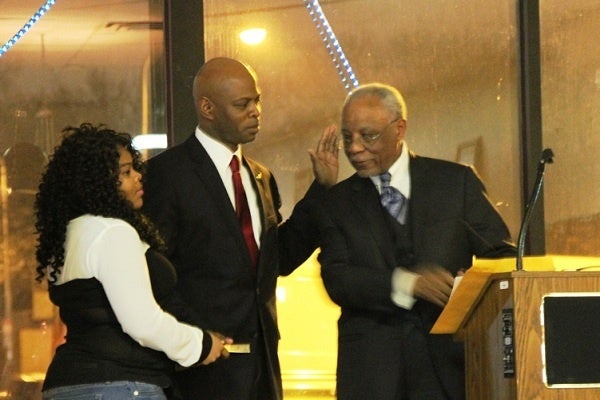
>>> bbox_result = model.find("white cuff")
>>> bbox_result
[391,267,418,309]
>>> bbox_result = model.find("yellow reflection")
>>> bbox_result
[19,373,46,383]
[276,286,287,302]
[240,28,267,45]
[277,250,338,395]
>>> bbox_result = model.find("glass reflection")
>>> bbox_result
[203,0,520,396]
[0,1,165,397]
[0,0,597,397]
[541,1,600,256]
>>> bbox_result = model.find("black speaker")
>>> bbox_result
[542,294,600,387]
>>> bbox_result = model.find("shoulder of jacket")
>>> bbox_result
[411,153,470,172]
[245,157,273,180]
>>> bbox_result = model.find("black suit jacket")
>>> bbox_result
[142,134,323,400]
[317,152,516,400]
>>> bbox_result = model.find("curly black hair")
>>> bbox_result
[34,123,165,284]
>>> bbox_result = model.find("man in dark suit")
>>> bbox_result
[142,57,338,400]
[316,83,516,400]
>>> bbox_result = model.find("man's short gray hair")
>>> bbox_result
[344,83,408,121]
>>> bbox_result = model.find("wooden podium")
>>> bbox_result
[432,255,600,400]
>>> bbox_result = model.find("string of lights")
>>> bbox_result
[304,0,359,92]
[0,0,57,58]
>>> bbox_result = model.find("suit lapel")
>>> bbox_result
[244,157,278,231]
[184,138,252,262]
[244,157,283,280]
[185,137,236,219]
[407,154,436,250]
[348,175,398,268]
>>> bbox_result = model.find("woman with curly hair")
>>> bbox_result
[35,123,230,400]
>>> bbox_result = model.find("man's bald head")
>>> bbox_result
[193,57,258,103]
[191,57,262,150]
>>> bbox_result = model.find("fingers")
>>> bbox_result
[313,124,338,155]
[308,125,340,188]
[321,124,339,153]
[201,331,233,365]
[413,268,455,307]
[217,333,232,360]
[210,331,233,344]
[220,347,230,360]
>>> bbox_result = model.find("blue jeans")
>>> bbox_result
[42,381,167,400]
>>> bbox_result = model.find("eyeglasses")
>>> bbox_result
[341,117,400,148]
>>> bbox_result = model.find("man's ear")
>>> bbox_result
[198,97,214,120]
[396,118,407,140]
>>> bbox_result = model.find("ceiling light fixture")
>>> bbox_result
[240,28,267,45]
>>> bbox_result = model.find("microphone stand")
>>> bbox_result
[516,148,554,271]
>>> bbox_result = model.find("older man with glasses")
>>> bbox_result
[316,82,516,400]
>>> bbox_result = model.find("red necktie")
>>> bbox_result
[230,156,259,269]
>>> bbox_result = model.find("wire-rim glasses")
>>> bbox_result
[341,117,400,148]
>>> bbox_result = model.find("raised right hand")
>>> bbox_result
[308,124,339,188]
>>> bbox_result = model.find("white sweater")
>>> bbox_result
[55,214,204,367]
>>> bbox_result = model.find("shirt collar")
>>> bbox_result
[371,141,411,198]
[195,127,242,173]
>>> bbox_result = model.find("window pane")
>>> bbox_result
[541,0,600,256]
[204,0,521,233]
[0,0,165,392]
[204,0,521,395]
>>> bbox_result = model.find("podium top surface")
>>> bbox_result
[472,254,600,273]
[430,255,600,334]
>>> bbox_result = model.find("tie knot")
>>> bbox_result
[380,172,392,187]
[230,155,240,173]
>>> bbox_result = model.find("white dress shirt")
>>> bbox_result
[370,141,418,310]
[195,127,262,246]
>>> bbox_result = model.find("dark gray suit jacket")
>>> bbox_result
[143,134,323,400]
[317,152,516,400]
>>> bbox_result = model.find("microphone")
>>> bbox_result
[516,148,554,271]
